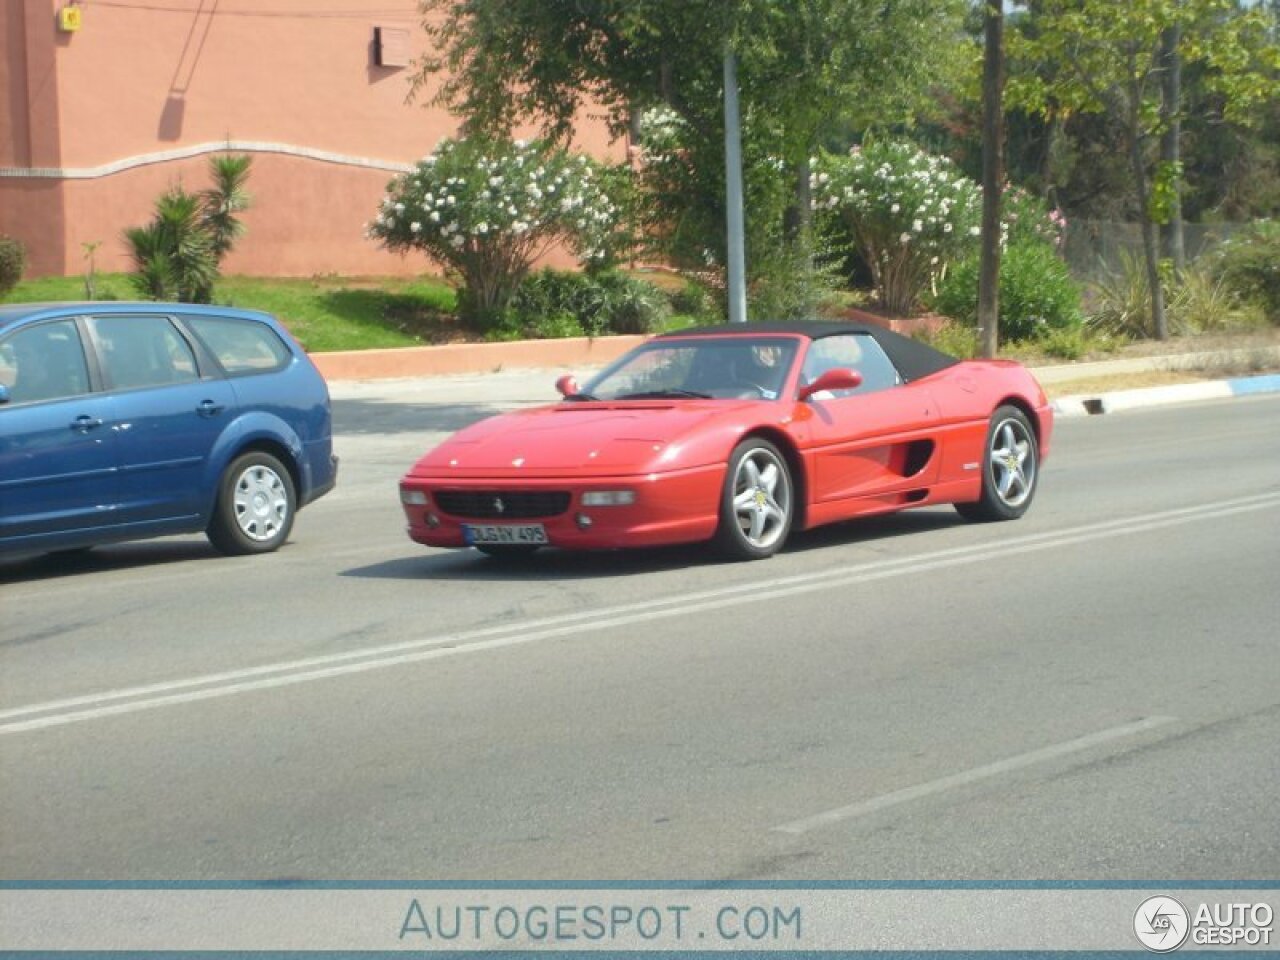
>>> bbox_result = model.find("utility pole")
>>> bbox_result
[978,0,1005,358]
[724,43,748,324]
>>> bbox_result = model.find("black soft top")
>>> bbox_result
[657,321,959,383]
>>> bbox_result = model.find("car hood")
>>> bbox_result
[406,400,759,477]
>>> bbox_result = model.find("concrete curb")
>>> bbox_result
[1052,373,1280,417]
[310,335,647,381]
[1030,345,1280,384]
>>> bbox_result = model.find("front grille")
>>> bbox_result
[435,490,571,519]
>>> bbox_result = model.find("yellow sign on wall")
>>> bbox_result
[58,5,82,32]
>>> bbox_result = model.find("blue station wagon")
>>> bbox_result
[0,303,337,557]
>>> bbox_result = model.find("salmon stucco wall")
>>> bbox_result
[0,0,622,278]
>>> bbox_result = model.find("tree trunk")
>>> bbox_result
[1127,96,1168,341]
[1159,23,1185,273]
[784,155,813,242]
[978,0,1004,359]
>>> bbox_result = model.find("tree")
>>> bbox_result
[124,154,253,303]
[1008,0,1279,339]
[125,191,218,303]
[366,137,622,326]
[201,154,253,262]
[814,141,982,315]
[413,0,967,308]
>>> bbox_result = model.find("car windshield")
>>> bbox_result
[581,337,800,401]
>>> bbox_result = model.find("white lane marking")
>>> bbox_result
[1,493,1277,736]
[772,716,1178,835]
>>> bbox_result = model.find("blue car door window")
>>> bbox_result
[3,320,91,404]
[93,315,200,390]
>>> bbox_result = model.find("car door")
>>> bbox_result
[797,333,942,504]
[0,317,120,545]
[87,313,237,523]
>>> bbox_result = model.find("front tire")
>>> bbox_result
[714,438,793,560]
[207,451,296,555]
[955,405,1039,522]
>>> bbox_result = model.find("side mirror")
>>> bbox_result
[798,367,863,402]
[0,384,9,405]
[555,374,580,398]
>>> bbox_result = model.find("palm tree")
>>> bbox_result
[201,154,253,262]
[123,154,252,303]
[125,189,218,302]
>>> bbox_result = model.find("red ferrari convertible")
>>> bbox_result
[399,322,1053,560]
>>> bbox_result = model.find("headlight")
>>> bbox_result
[400,488,430,506]
[581,490,636,507]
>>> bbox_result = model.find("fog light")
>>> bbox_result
[426,512,440,528]
[581,490,635,506]
[575,512,593,530]
[401,488,429,506]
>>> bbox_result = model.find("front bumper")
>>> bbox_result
[400,465,722,551]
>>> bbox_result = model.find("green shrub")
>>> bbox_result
[1086,248,1157,338]
[1090,246,1266,338]
[747,232,843,322]
[1002,186,1067,249]
[1169,266,1267,332]
[594,271,671,334]
[1212,220,1280,322]
[929,241,1082,343]
[368,137,624,329]
[814,141,981,315]
[670,280,717,320]
[503,269,670,339]
[0,236,26,297]
[914,321,979,359]
[1036,325,1089,360]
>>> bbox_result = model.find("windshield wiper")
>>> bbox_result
[615,389,712,400]
[561,392,601,402]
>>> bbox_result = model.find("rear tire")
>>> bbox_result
[955,405,1039,522]
[713,437,793,560]
[207,451,296,555]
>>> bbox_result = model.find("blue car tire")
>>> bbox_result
[207,451,296,555]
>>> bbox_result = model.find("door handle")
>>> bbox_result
[197,400,226,417]
[69,415,104,432]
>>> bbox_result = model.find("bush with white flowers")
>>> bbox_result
[368,137,622,327]
[814,141,982,315]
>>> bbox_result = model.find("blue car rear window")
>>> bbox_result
[186,315,291,375]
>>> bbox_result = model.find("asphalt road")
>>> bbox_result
[1,392,1278,881]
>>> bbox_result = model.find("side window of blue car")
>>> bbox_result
[91,315,199,391]
[0,320,92,404]
[185,315,291,375]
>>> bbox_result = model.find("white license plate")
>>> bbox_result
[463,523,548,545]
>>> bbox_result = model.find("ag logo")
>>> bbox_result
[1134,896,1190,952]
